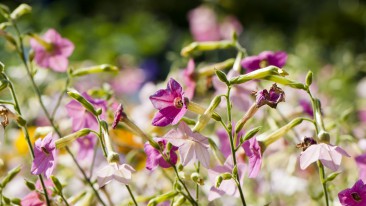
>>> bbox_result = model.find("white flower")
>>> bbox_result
[97,163,135,187]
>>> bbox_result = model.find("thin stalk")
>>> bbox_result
[317,161,329,206]
[126,185,138,206]
[59,192,70,206]
[195,162,200,202]
[172,166,197,206]
[51,76,70,119]
[225,86,247,206]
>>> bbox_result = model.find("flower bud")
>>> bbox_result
[193,95,221,132]
[239,126,262,145]
[71,64,118,77]
[24,179,36,191]
[197,58,235,77]
[191,172,204,185]
[147,191,178,206]
[55,128,91,149]
[230,66,288,85]
[67,89,98,116]
[215,69,229,85]
[107,152,120,164]
[306,71,313,87]
[51,175,63,193]
[10,4,32,20]
[1,166,21,188]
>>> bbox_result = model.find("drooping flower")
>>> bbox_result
[183,59,196,99]
[188,6,221,42]
[164,122,210,168]
[97,162,135,187]
[30,29,74,72]
[144,138,178,170]
[242,137,262,178]
[299,142,350,171]
[208,156,245,201]
[149,78,187,127]
[31,133,57,179]
[241,51,288,73]
[112,103,125,129]
[66,92,107,159]
[355,154,366,182]
[255,83,285,108]
[338,179,366,206]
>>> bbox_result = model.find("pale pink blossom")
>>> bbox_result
[97,163,135,187]
[242,137,262,178]
[188,6,221,42]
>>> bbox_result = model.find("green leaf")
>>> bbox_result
[51,176,63,193]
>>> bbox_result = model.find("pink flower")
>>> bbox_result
[144,138,178,170]
[30,29,74,72]
[183,59,196,99]
[31,133,57,179]
[355,154,366,182]
[300,143,350,171]
[76,134,97,160]
[241,51,288,73]
[149,78,187,127]
[338,179,366,206]
[164,122,210,168]
[219,16,243,40]
[97,163,135,187]
[208,156,245,201]
[242,137,262,178]
[188,6,221,42]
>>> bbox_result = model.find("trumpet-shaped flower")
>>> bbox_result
[241,51,287,73]
[242,137,262,178]
[338,179,366,206]
[30,29,74,72]
[164,122,210,168]
[144,138,178,170]
[97,163,135,187]
[149,78,187,127]
[299,143,350,171]
[31,133,57,179]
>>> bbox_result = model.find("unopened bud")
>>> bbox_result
[215,70,229,85]
[191,172,204,185]
[71,64,118,77]
[107,152,120,164]
[24,179,36,191]
[55,128,91,149]
[67,89,98,116]
[10,4,32,20]
[306,71,313,87]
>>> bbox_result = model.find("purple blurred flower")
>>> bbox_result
[216,124,243,158]
[358,110,366,123]
[241,51,287,73]
[299,99,313,117]
[149,78,187,127]
[31,133,57,179]
[76,134,97,160]
[144,138,178,170]
[30,29,74,72]
[164,122,210,168]
[242,137,262,178]
[213,70,257,111]
[97,163,135,187]
[110,68,146,95]
[220,16,243,40]
[300,143,350,171]
[188,6,221,42]
[208,156,245,201]
[338,179,366,206]
[356,154,366,183]
[255,84,285,108]
[183,59,196,99]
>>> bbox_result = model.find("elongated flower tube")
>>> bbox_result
[229,65,288,85]
[181,40,235,57]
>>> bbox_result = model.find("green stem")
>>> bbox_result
[225,86,247,206]
[126,185,138,206]
[317,161,329,206]
[172,166,197,206]
[51,76,70,119]
[59,192,70,206]
[0,100,14,105]
[195,162,200,202]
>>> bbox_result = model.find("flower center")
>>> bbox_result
[259,60,268,68]
[41,146,50,155]
[351,192,362,202]
[174,97,183,109]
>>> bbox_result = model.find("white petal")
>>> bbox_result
[299,145,321,170]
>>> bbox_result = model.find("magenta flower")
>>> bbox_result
[97,163,135,187]
[355,154,366,182]
[183,59,196,99]
[188,6,221,42]
[144,138,178,170]
[149,78,187,127]
[241,51,288,73]
[300,143,350,171]
[242,137,262,178]
[30,29,74,72]
[31,133,57,179]
[208,156,245,201]
[338,179,366,206]
[112,103,125,129]
[255,84,285,108]
[164,122,210,168]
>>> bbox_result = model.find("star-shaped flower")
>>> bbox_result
[97,163,135,187]
[164,122,210,168]
[338,179,366,206]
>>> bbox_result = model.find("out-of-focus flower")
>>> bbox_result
[219,16,243,40]
[299,143,350,171]
[213,70,257,111]
[76,134,96,160]
[112,103,125,129]
[110,68,146,95]
[183,59,196,99]
[31,133,57,179]
[242,137,262,178]
[299,99,313,117]
[208,156,245,201]
[356,154,366,183]
[188,6,221,42]
[358,110,366,123]
[164,122,210,168]
[149,78,187,127]
[241,51,287,73]
[144,138,178,170]
[338,179,366,206]
[255,84,285,109]
[97,163,135,187]
[21,191,45,206]
[30,29,74,72]
[216,123,243,158]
